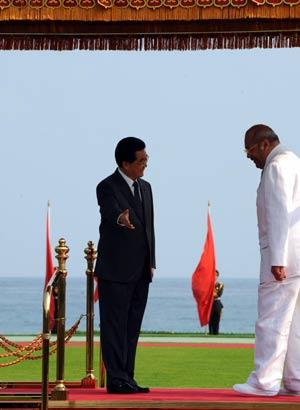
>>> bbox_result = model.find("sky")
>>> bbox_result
[1,48,300,279]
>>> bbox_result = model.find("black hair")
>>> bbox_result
[246,124,280,144]
[115,137,146,167]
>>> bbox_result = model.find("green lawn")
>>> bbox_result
[76,331,256,338]
[0,345,253,388]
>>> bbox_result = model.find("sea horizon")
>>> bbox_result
[1,276,258,335]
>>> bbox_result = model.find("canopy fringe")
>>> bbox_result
[0,33,299,50]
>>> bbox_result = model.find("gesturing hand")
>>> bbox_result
[119,209,135,230]
[271,266,287,281]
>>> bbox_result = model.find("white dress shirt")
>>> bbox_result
[118,167,135,195]
[117,168,142,225]
[118,167,141,200]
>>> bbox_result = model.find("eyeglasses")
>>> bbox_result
[134,154,149,165]
[244,143,258,155]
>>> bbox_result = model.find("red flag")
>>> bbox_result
[44,201,55,331]
[94,277,99,303]
[192,206,216,327]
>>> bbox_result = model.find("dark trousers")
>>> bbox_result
[99,275,149,387]
[209,300,223,335]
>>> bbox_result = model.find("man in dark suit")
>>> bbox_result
[208,270,224,335]
[94,137,155,394]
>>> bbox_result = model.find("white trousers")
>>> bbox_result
[247,275,300,392]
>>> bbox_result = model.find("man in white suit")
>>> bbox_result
[234,124,300,396]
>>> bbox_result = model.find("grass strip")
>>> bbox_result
[0,344,253,388]
[6,332,255,338]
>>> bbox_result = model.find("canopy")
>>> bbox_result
[0,0,300,50]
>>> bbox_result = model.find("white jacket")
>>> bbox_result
[257,144,300,282]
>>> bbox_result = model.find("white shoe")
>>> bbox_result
[279,388,300,396]
[233,383,278,397]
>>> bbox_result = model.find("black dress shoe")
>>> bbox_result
[107,380,138,394]
[135,385,150,393]
[131,379,150,393]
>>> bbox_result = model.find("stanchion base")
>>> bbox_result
[81,375,97,388]
[51,385,68,401]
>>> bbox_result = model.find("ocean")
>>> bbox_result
[1,276,258,335]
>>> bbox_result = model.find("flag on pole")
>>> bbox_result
[192,204,216,327]
[44,201,55,331]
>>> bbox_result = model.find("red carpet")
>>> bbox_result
[2,387,300,403]
[68,387,300,403]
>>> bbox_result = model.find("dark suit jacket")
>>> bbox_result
[94,169,156,283]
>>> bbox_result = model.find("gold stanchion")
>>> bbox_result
[81,241,97,387]
[51,238,69,401]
